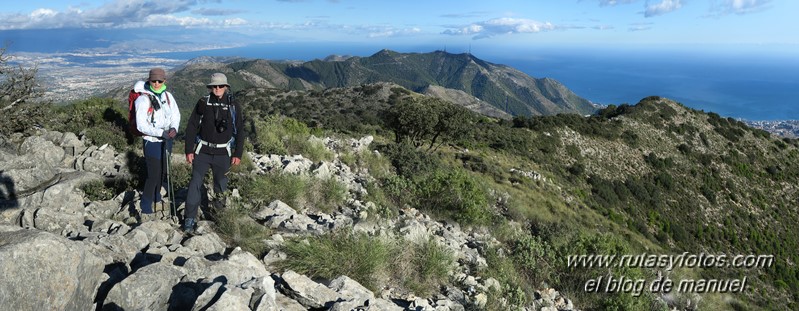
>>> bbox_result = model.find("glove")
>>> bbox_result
[167,128,177,139]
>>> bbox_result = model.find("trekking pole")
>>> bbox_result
[164,140,177,219]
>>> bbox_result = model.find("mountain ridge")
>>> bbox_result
[164,49,597,117]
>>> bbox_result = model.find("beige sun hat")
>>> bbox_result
[207,73,229,87]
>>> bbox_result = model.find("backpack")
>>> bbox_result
[127,86,170,137]
[199,94,237,135]
[193,94,238,156]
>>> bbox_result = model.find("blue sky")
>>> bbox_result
[0,0,795,55]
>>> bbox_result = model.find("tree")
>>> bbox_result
[386,97,438,148]
[386,97,473,151]
[1,45,40,111]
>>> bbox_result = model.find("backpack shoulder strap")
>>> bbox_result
[146,93,161,111]
[229,100,237,134]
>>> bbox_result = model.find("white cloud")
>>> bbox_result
[597,0,638,6]
[192,8,246,16]
[30,9,58,19]
[0,0,244,30]
[592,24,615,30]
[644,0,683,17]
[442,17,556,39]
[629,25,653,31]
[366,27,422,38]
[629,22,654,31]
[710,0,772,15]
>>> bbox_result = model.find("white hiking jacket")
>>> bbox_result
[133,81,181,142]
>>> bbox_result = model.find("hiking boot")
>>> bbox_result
[183,218,196,236]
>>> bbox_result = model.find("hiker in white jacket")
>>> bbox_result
[135,68,180,222]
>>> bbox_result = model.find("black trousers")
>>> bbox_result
[184,152,230,220]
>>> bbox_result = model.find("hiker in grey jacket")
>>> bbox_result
[182,72,244,235]
[136,68,180,222]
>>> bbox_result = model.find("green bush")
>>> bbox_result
[346,147,394,180]
[416,168,492,226]
[52,98,131,150]
[482,245,531,308]
[397,238,454,297]
[379,141,442,179]
[512,234,556,287]
[306,177,347,213]
[241,172,307,208]
[166,161,192,191]
[80,179,128,201]
[385,97,474,151]
[378,174,416,212]
[213,198,271,257]
[278,230,391,291]
[240,172,346,212]
[362,180,398,219]
[279,230,453,296]
[251,115,332,161]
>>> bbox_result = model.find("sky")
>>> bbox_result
[0,0,796,56]
[0,0,796,120]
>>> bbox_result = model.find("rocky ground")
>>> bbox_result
[0,129,576,311]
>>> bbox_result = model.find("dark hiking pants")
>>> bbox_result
[184,152,231,220]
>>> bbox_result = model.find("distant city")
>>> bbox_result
[745,120,799,138]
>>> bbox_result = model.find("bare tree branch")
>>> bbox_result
[1,46,40,110]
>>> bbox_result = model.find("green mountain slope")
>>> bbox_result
[8,81,798,309]
[233,88,799,309]
[164,50,596,116]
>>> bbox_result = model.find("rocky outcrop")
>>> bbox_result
[0,129,576,311]
[0,227,105,311]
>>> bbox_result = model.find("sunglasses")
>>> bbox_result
[150,80,164,84]
[210,85,226,89]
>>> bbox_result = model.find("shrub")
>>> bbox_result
[512,234,556,287]
[240,172,346,212]
[306,177,347,213]
[278,230,391,291]
[80,179,128,201]
[415,168,492,226]
[213,198,271,257]
[482,245,531,308]
[379,174,417,213]
[241,172,307,208]
[379,141,442,179]
[252,117,287,155]
[395,238,454,296]
[338,143,390,175]
[279,231,454,296]
[385,97,474,151]
[52,99,130,150]
[166,160,192,191]
[251,115,332,161]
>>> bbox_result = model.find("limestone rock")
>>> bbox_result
[102,262,185,311]
[278,270,339,309]
[0,229,105,311]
